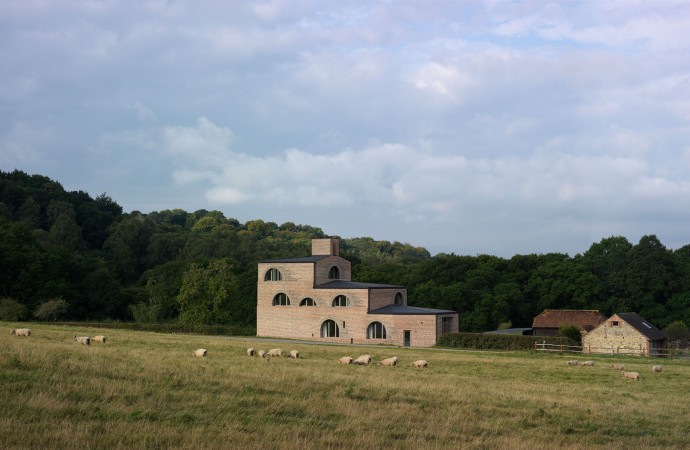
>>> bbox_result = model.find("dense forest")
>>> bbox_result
[1,169,690,336]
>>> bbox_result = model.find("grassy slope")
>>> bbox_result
[1,323,689,449]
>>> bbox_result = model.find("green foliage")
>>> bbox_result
[0,297,29,321]
[436,332,569,351]
[33,298,70,321]
[559,324,583,345]
[5,170,690,333]
[177,259,239,326]
[663,320,690,342]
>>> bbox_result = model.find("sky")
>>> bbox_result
[2,0,690,257]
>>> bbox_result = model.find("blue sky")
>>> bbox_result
[2,1,690,257]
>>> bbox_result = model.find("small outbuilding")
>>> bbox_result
[582,312,668,356]
[532,309,607,336]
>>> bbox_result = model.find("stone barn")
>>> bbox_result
[256,238,459,347]
[582,312,668,356]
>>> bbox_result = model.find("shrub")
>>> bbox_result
[34,298,70,321]
[0,297,29,321]
[559,324,583,346]
[663,320,690,342]
[436,332,570,351]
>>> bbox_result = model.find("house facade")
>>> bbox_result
[256,238,459,347]
[582,312,668,356]
[532,309,607,336]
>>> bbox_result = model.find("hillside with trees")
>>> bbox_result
[1,169,689,336]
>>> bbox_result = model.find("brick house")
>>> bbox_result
[256,238,459,347]
[582,312,668,356]
[532,309,607,336]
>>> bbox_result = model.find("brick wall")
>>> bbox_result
[312,238,339,256]
[256,239,460,347]
[368,288,406,311]
[313,256,352,286]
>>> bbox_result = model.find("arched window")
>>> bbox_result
[272,293,290,306]
[332,295,350,307]
[328,266,340,279]
[299,298,316,306]
[264,268,282,281]
[321,320,339,337]
[394,292,403,305]
[367,322,387,339]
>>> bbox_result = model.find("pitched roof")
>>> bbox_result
[617,312,667,341]
[315,280,405,290]
[532,309,607,331]
[369,305,458,315]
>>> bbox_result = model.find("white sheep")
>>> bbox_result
[267,348,283,357]
[410,359,428,368]
[193,348,207,357]
[247,348,256,357]
[623,371,640,380]
[74,336,91,345]
[258,350,267,358]
[378,356,398,366]
[353,355,371,365]
[611,363,625,371]
[581,361,594,366]
[338,356,353,364]
[289,350,299,359]
[10,328,31,337]
[92,335,106,343]
[566,360,579,366]
[652,365,663,373]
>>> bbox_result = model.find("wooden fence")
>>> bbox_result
[533,342,685,358]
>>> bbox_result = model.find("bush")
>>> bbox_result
[0,297,29,321]
[34,298,70,321]
[663,320,690,342]
[559,324,583,346]
[436,332,570,351]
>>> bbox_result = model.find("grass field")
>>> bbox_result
[1,323,689,449]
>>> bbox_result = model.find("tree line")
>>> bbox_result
[1,170,689,338]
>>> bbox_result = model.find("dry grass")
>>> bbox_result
[1,323,689,449]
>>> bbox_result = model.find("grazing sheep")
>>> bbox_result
[566,360,579,366]
[410,359,428,368]
[92,335,106,343]
[74,336,91,345]
[378,356,398,366]
[581,361,595,366]
[611,363,625,371]
[10,328,31,337]
[267,348,283,357]
[258,350,267,358]
[339,356,353,364]
[652,365,663,373]
[193,348,207,358]
[623,371,640,380]
[247,348,256,357]
[289,350,299,359]
[353,355,372,365]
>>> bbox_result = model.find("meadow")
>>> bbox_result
[1,323,689,449]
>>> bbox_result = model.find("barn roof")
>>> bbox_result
[532,309,607,331]
[617,312,667,341]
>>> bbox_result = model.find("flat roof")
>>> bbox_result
[315,280,405,289]
[262,256,329,263]
[369,305,458,315]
